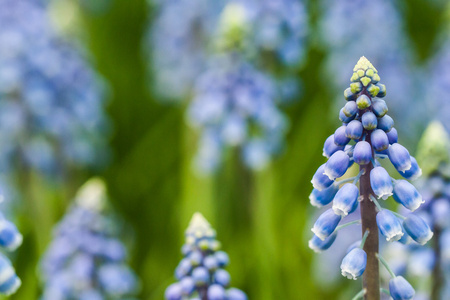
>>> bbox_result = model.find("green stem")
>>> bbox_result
[352,289,367,300]
[390,211,406,220]
[377,254,396,279]
[336,220,361,231]
[360,230,370,248]
[369,195,383,212]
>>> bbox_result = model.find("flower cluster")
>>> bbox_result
[319,0,425,140]
[0,210,23,296]
[165,213,247,300]
[40,178,139,300]
[309,57,431,300]
[0,0,108,176]
[149,0,307,172]
[385,122,450,299]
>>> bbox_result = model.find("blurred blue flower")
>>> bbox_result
[40,178,139,299]
[0,0,109,177]
[165,212,247,300]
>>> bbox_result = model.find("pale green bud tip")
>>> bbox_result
[417,121,450,175]
[351,57,380,84]
[185,212,216,243]
[75,177,107,211]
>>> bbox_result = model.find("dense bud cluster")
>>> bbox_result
[309,57,431,300]
[165,213,247,300]
[0,0,108,176]
[40,179,139,299]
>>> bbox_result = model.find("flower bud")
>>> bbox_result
[346,120,363,140]
[192,266,210,285]
[340,248,367,280]
[324,151,350,180]
[0,220,22,251]
[308,233,337,253]
[311,209,342,240]
[376,83,386,97]
[214,251,229,268]
[323,135,344,158]
[356,95,371,109]
[180,277,195,295]
[309,184,339,208]
[372,99,388,117]
[389,276,415,300]
[370,166,393,199]
[165,283,182,300]
[227,288,247,300]
[377,115,394,132]
[403,214,433,245]
[387,128,398,144]
[393,180,423,212]
[339,108,354,123]
[213,269,230,287]
[398,156,421,181]
[353,141,372,165]
[311,164,334,191]
[371,129,389,151]
[208,284,226,300]
[376,210,404,242]
[0,254,20,296]
[334,126,350,146]
[344,88,357,100]
[388,143,412,172]
[361,111,377,130]
[332,183,359,216]
[343,101,358,117]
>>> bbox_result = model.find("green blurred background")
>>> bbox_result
[8,0,450,299]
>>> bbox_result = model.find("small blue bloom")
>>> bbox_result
[192,266,210,285]
[0,219,22,251]
[311,164,334,191]
[377,114,394,132]
[393,180,424,212]
[227,288,247,300]
[403,214,433,245]
[389,276,415,300]
[0,254,20,296]
[309,184,339,208]
[353,141,372,165]
[387,127,398,144]
[371,129,389,152]
[339,108,354,123]
[334,125,351,146]
[362,111,377,130]
[213,269,230,287]
[343,101,358,117]
[309,233,337,253]
[388,143,412,172]
[340,248,367,280]
[376,210,404,242]
[370,166,393,200]
[208,284,226,300]
[214,251,229,268]
[180,277,195,295]
[398,156,421,181]
[345,120,363,140]
[323,134,344,158]
[332,183,359,216]
[372,99,388,117]
[311,209,342,240]
[324,150,350,180]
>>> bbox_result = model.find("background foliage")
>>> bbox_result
[5,0,450,299]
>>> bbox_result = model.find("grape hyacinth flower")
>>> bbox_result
[165,213,247,300]
[0,206,23,296]
[309,57,429,299]
[385,122,450,299]
[0,0,108,177]
[40,178,139,299]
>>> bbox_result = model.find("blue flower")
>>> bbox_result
[323,134,345,158]
[377,115,394,132]
[353,141,372,165]
[403,214,433,245]
[311,209,342,240]
[309,184,339,208]
[387,128,398,144]
[340,248,367,280]
[311,164,334,191]
[371,129,389,152]
[372,99,388,118]
[398,156,421,181]
[388,143,412,172]
[166,213,247,299]
[362,111,378,130]
[389,276,415,300]
[309,233,337,253]
[393,180,424,212]
[332,183,359,217]
[376,210,404,242]
[370,166,393,200]
[346,120,363,140]
[0,253,20,296]
[334,126,351,146]
[40,179,139,299]
[324,150,350,180]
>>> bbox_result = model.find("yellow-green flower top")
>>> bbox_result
[185,213,220,251]
[348,56,386,98]
[417,121,450,176]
